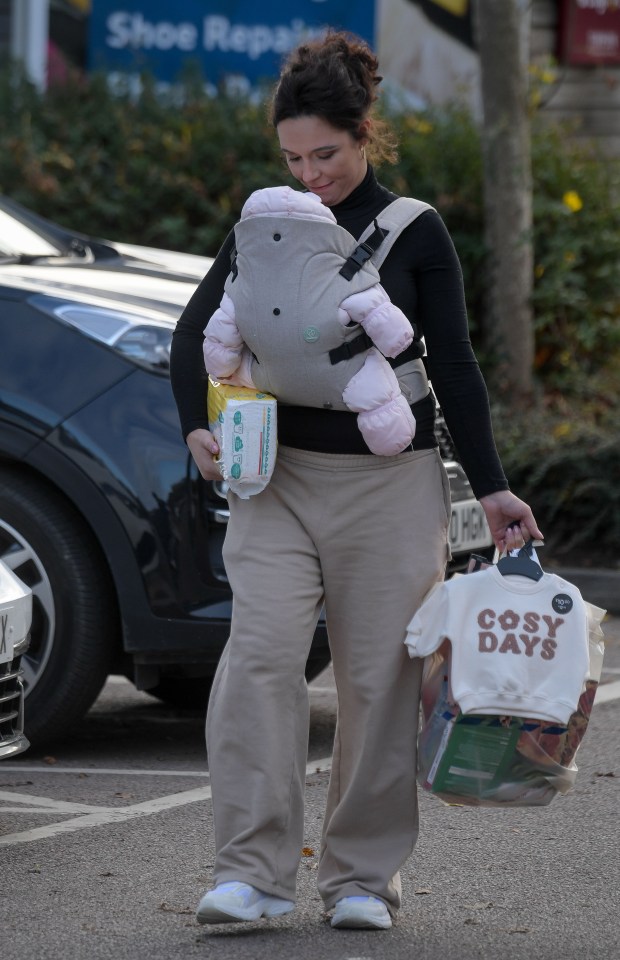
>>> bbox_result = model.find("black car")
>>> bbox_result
[0,196,492,746]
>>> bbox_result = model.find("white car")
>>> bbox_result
[0,559,32,758]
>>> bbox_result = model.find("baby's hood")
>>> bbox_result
[240,185,336,223]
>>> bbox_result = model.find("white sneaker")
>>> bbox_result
[331,895,392,930]
[196,881,295,924]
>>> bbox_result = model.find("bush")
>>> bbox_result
[530,120,620,393]
[495,399,620,563]
[0,67,294,252]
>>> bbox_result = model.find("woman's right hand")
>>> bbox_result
[186,428,222,481]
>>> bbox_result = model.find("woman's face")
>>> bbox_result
[277,114,368,207]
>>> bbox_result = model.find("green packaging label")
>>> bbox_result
[429,715,522,798]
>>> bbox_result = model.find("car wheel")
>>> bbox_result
[0,468,117,745]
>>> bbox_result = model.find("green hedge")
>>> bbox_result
[1,69,619,556]
[494,400,620,565]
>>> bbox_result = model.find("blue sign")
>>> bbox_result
[88,1,376,94]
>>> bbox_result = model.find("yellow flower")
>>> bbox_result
[416,120,434,135]
[553,422,572,438]
[563,191,583,213]
[406,117,434,135]
[564,251,576,263]
[534,264,545,278]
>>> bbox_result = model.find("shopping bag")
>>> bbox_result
[415,557,606,807]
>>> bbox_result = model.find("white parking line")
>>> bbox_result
[3,676,619,847]
[0,765,209,777]
[0,784,213,846]
[0,790,106,813]
[0,757,333,847]
[594,680,620,705]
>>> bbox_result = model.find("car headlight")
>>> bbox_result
[35,299,174,373]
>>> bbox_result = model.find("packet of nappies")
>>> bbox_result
[207,378,277,498]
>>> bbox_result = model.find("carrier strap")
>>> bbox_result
[330,334,424,366]
[230,245,238,281]
[329,332,374,365]
[338,221,388,281]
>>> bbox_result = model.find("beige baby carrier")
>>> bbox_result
[225,196,435,411]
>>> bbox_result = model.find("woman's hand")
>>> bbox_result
[186,428,222,481]
[479,490,544,554]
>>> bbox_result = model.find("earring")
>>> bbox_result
[360,145,366,159]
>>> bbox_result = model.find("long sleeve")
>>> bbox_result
[404,581,450,658]
[398,213,509,499]
[170,231,235,440]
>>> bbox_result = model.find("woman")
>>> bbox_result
[170,31,543,931]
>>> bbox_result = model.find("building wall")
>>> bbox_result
[533,0,620,155]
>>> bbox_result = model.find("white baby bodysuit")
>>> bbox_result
[405,565,590,724]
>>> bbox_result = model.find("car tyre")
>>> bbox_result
[0,468,117,745]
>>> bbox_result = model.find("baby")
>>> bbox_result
[203,186,416,456]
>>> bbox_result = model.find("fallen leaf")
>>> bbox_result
[99,872,114,877]
[415,887,432,895]
[595,771,616,778]
[465,901,493,910]
[43,756,57,765]
[301,847,314,857]
[509,926,530,934]
[158,902,193,915]
[114,792,135,799]
[464,918,480,925]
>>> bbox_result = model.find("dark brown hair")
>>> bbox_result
[270,31,398,166]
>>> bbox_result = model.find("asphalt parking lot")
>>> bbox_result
[1,616,619,960]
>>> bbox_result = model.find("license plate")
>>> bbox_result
[0,562,32,664]
[449,500,492,554]
[0,604,15,664]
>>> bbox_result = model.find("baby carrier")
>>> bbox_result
[225,196,435,412]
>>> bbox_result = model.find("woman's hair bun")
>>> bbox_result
[271,31,397,166]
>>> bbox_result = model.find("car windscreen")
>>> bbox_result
[0,209,62,258]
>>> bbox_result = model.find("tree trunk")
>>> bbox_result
[473,0,534,405]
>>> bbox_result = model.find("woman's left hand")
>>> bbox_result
[479,490,544,554]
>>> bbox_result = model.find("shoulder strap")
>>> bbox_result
[359,197,434,270]
[338,221,388,281]
[337,197,434,282]
[331,198,434,365]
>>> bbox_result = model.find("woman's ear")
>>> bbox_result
[358,118,371,145]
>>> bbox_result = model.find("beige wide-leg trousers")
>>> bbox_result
[206,445,451,914]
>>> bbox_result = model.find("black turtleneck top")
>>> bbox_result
[170,166,508,499]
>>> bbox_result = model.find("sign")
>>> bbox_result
[88,0,375,94]
[559,0,620,65]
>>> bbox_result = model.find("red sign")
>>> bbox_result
[559,0,620,65]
